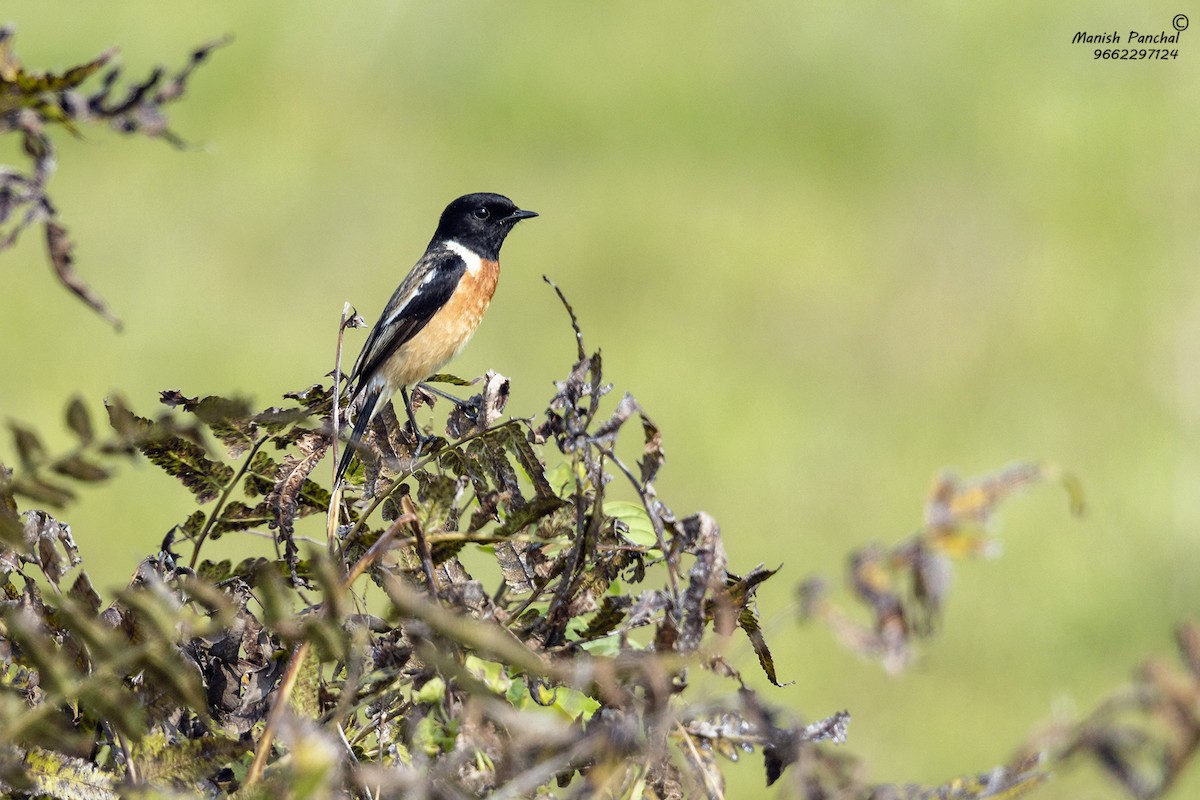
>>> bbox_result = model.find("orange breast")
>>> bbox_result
[381,258,500,388]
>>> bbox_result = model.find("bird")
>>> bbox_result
[334,192,537,486]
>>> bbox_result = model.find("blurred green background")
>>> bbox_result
[2,2,1198,796]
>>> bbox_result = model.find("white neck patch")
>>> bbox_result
[445,240,484,277]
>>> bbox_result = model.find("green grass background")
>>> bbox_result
[2,2,1198,796]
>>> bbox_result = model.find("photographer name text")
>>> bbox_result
[1073,30,1181,44]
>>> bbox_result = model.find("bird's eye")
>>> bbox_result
[473,207,490,220]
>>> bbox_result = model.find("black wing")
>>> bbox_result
[346,248,467,398]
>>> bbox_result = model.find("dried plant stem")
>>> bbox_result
[245,509,417,786]
[597,444,680,603]
[401,494,439,600]
[675,719,725,800]
[326,302,354,552]
[187,435,269,570]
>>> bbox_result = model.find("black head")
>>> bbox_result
[433,192,537,260]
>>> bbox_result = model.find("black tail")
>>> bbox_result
[335,384,382,486]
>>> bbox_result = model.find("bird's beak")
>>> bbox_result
[508,208,538,222]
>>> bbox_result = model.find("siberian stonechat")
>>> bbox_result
[334,192,536,485]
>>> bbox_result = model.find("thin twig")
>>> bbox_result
[344,512,417,587]
[500,571,558,630]
[675,719,725,800]
[488,732,605,800]
[597,443,681,603]
[543,275,585,362]
[111,726,139,786]
[327,302,354,555]
[244,639,311,786]
[245,510,417,786]
[401,495,440,600]
[188,435,270,570]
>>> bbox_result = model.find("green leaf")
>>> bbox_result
[548,686,601,722]
[605,500,657,548]
[5,46,114,95]
[212,501,271,536]
[139,434,233,504]
[179,510,206,541]
[464,655,513,695]
[414,473,459,534]
[494,494,567,539]
[104,396,151,440]
[17,746,118,800]
[190,395,258,458]
[195,558,232,582]
[505,677,532,708]
[576,594,632,642]
[414,676,446,705]
[243,451,278,498]
[412,714,456,756]
[286,644,323,720]
[424,373,472,387]
[131,733,250,789]
[738,606,787,687]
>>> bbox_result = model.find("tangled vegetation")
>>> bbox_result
[2,26,1199,800]
[0,25,229,329]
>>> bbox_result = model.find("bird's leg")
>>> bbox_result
[401,387,436,455]
[417,382,469,407]
[416,382,479,424]
[400,386,422,431]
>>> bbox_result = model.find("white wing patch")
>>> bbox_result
[378,265,440,329]
[445,239,484,277]
[380,285,421,330]
[377,242,479,331]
